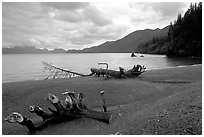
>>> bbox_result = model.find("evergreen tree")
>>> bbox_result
[137,2,202,57]
[166,2,202,57]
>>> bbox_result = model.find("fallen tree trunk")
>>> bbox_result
[67,109,112,123]
[91,64,146,78]
[43,62,146,79]
[5,91,112,133]
[47,93,112,123]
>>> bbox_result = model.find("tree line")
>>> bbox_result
[136,2,202,57]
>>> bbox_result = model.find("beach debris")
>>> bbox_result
[100,90,107,112]
[77,92,89,110]
[115,132,121,135]
[4,112,35,132]
[5,90,112,133]
[42,62,146,80]
[110,132,121,135]
[90,64,146,78]
[5,112,24,123]
[47,93,67,115]
[29,106,52,121]
[42,61,93,79]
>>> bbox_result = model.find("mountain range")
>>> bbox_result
[68,26,169,53]
[3,26,169,54]
[2,46,66,54]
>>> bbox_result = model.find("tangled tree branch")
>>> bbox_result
[42,62,93,79]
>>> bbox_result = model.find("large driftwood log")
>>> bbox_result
[5,90,112,133]
[91,64,146,78]
[66,108,112,123]
[46,93,111,123]
[61,91,111,123]
[43,62,145,79]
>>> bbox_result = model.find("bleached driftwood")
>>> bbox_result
[91,64,146,78]
[42,62,146,80]
[4,90,112,133]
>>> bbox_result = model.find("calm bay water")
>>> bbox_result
[2,53,202,83]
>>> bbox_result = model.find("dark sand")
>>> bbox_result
[2,65,202,135]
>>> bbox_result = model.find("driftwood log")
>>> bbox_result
[91,64,146,78]
[4,112,35,132]
[42,62,146,79]
[4,91,112,133]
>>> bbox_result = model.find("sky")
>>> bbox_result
[2,2,191,50]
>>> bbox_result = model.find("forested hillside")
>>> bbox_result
[67,26,169,53]
[136,3,202,57]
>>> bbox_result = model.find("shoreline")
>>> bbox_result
[2,63,202,84]
[2,65,202,135]
[145,63,202,71]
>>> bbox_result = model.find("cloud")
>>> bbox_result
[50,3,112,26]
[54,10,84,23]
[149,2,188,17]
[131,2,189,21]
[2,3,51,47]
[128,2,190,30]
[83,5,112,26]
[41,2,89,11]
[2,2,190,49]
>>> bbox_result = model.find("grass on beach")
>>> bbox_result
[2,65,202,135]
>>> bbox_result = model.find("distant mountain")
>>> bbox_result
[67,26,169,53]
[2,46,66,54]
[51,48,67,53]
[66,49,83,53]
[3,26,169,54]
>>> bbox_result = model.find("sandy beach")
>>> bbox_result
[2,65,202,135]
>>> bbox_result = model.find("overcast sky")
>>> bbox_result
[2,2,190,50]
